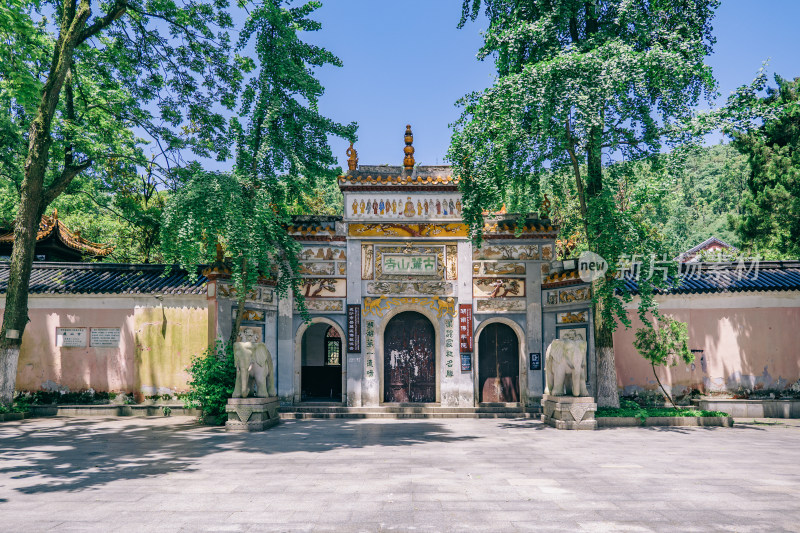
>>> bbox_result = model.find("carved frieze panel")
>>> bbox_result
[299,262,335,276]
[367,281,453,296]
[473,244,540,261]
[362,296,456,319]
[218,284,273,303]
[475,299,527,313]
[541,243,554,261]
[545,286,592,306]
[295,299,345,313]
[446,245,458,280]
[472,261,526,276]
[348,223,468,238]
[348,194,463,220]
[473,278,525,298]
[301,278,347,298]
[337,262,347,276]
[361,245,374,279]
[375,244,444,280]
[557,310,588,324]
[298,246,347,261]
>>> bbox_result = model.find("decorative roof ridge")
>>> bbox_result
[0,261,197,272]
[0,210,115,256]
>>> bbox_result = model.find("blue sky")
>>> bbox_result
[298,0,800,170]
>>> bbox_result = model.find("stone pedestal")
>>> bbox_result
[541,394,597,430]
[226,397,280,432]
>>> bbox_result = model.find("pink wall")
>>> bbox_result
[12,307,136,393]
[614,304,800,395]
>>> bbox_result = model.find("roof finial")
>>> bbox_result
[53,208,58,220]
[346,142,358,171]
[403,124,415,171]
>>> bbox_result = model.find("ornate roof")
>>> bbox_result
[0,210,114,257]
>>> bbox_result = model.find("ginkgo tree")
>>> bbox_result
[0,0,246,405]
[450,0,719,407]
[161,0,356,344]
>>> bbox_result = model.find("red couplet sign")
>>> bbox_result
[458,304,473,353]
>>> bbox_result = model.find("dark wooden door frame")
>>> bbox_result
[473,318,526,406]
[381,310,438,404]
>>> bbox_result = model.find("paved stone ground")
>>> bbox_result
[1,416,799,532]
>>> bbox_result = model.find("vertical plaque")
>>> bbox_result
[347,304,361,353]
[460,352,472,372]
[458,304,473,353]
[529,352,541,371]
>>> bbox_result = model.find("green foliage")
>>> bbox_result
[727,75,800,258]
[596,406,728,419]
[14,389,113,405]
[162,0,356,339]
[184,342,236,425]
[634,315,694,408]
[450,0,718,328]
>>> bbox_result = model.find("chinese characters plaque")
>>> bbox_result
[347,304,361,353]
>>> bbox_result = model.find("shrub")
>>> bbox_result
[634,315,694,409]
[184,342,236,425]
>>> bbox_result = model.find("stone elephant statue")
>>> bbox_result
[544,339,589,397]
[232,342,275,398]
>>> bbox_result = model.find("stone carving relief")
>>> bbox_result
[473,278,525,298]
[367,281,453,296]
[301,278,347,298]
[218,284,273,303]
[472,261,526,276]
[475,299,526,313]
[473,244,540,261]
[557,311,588,324]
[296,300,345,313]
[446,245,458,280]
[298,246,346,261]
[545,286,592,306]
[362,296,456,319]
[362,245,374,279]
[299,262,335,276]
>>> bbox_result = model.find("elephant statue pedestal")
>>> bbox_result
[541,394,597,430]
[225,397,280,432]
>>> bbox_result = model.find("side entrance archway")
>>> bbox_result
[383,311,435,403]
[294,318,346,403]
[477,322,520,403]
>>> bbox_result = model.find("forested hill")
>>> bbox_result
[541,142,755,261]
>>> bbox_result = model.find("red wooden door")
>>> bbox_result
[384,312,436,403]
[478,322,519,402]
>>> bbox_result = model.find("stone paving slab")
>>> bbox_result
[1,416,799,532]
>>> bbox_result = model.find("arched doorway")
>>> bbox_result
[300,323,343,402]
[383,311,435,403]
[478,322,520,403]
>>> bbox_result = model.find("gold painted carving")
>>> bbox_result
[362,296,457,320]
[346,142,358,171]
[348,223,468,238]
[446,245,457,280]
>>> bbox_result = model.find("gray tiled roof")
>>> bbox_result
[0,262,207,295]
[621,261,800,294]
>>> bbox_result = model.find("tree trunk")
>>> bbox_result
[229,295,246,346]
[0,0,92,405]
[586,125,620,408]
[593,295,619,407]
[651,362,677,409]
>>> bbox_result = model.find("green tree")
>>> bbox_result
[162,0,356,345]
[0,0,245,405]
[727,75,800,258]
[451,0,718,406]
[633,315,693,409]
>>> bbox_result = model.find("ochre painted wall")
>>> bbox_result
[4,296,208,395]
[134,303,208,395]
[613,298,800,395]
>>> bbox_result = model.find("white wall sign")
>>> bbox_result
[90,328,121,347]
[56,327,87,347]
